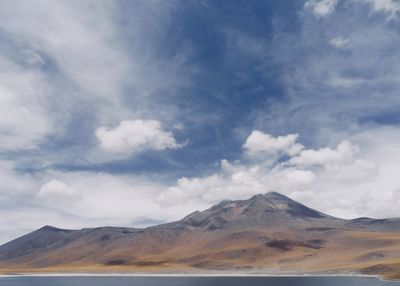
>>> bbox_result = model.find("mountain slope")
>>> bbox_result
[1,192,400,279]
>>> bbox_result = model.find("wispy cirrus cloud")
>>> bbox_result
[0,0,191,154]
[0,0,193,242]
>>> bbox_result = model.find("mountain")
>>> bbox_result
[1,192,400,279]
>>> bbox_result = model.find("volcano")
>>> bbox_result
[1,192,400,279]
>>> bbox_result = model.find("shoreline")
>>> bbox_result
[0,272,381,279]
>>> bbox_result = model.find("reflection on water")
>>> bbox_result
[0,276,397,286]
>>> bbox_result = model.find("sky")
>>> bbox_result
[1,0,400,243]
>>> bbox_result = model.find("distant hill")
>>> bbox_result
[1,192,400,279]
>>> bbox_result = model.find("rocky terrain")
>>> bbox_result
[1,192,400,279]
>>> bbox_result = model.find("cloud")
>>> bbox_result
[0,1,130,151]
[364,0,400,19]
[156,159,317,208]
[0,1,127,152]
[37,180,81,203]
[0,1,191,155]
[247,0,400,145]
[3,128,400,244]
[243,131,304,156]
[305,0,338,18]
[157,127,400,219]
[0,55,52,150]
[329,37,349,49]
[0,0,192,242]
[156,175,224,206]
[289,140,358,168]
[158,132,324,208]
[0,1,128,100]
[95,120,182,154]
[285,169,316,184]
[33,171,201,233]
[0,166,202,244]
[0,160,36,196]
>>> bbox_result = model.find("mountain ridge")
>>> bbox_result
[1,192,400,280]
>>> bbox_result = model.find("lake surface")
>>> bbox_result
[0,276,398,286]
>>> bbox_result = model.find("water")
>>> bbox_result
[0,276,398,286]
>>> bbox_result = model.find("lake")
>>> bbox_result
[0,276,398,286]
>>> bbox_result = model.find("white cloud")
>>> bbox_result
[0,56,52,149]
[0,1,190,153]
[364,0,400,18]
[157,175,225,206]
[255,0,400,143]
[285,169,316,184]
[290,140,358,168]
[243,130,304,156]
[37,180,81,203]
[0,0,192,242]
[305,0,338,18]
[3,128,400,244]
[95,120,182,154]
[156,160,317,208]
[0,168,202,244]
[0,160,36,196]
[0,1,128,100]
[32,171,200,233]
[158,128,400,219]
[329,37,349,49]
[151,0,400,221]
[0,1,128,150]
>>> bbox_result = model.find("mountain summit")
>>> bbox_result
[182,192,328,231]
[1,192,400,279]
